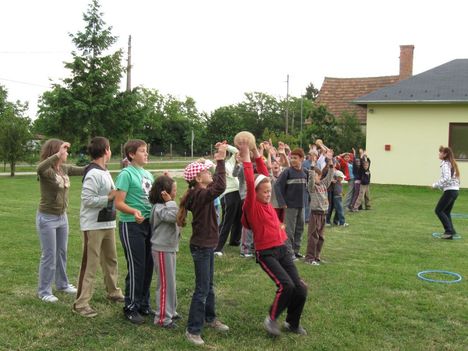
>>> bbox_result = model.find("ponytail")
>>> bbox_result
[176,180,197,227]
[439,146,461,179]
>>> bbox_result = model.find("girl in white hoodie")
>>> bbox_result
[432,146,460,239]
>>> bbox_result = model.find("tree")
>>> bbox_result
[35,0,124,150]
[335,112,366,152]
[304,82,319,101]
[0,86,32,176]
[301,105,339,150]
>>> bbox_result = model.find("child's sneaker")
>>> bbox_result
[124,308,144,325]
[40,294,58,303]
[214,251,223,257]
[73,305,98,318]
[304,259,320,266]
[206,319,229,332]
[58,284,77,294]
[284,321,307,335]
[263,316,281,336]
[185,330,205,345]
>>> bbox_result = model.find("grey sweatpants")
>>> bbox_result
[284,207,305,256]
[36,212,71,297]
[152,251,178,326]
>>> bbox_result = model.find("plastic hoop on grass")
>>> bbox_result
[417,270,462,284]
[451,213,468,219]
[432,232,462,240]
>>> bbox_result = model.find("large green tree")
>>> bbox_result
[34,0,124,150]
[0,85,33,176]
[301,105,339,151]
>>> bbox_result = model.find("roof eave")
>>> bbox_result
[352,100,468,105]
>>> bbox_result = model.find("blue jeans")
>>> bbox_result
[435,190,459,234]
[333,196,346,225]
[187,245,216,335]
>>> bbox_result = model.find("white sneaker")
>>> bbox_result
[214,251,223,257]
[58,284,77,294]
[185,330,205,346]
[41,294,58,303]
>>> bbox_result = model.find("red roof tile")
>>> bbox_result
[316,76,400,124]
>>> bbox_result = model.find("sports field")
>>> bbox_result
[0,176,466,350]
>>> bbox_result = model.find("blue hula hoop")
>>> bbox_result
[417,270,462,284]
[431,232,462,240]
[451,213,468,219]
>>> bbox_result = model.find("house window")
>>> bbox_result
[449,123,468,160]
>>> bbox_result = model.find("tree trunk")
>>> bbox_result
[10,161,15,177]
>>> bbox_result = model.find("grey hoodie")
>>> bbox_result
[150,201,181,252]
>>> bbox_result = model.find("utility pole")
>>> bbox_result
[300,97,303,148]
[285,74,289,135]
[126,35,132,92]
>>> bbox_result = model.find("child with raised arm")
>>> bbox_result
[177,142,230,346]
[149,175,180,328]
[274,147,308,260]
[305,155,335,265]
[36,139,84,303]
[351,151,371,212]
[239,139,307,337]
[73,137,124,317]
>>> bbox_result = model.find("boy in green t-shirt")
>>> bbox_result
[115,139,155,324]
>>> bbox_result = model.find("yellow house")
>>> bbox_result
[354,59,468,188]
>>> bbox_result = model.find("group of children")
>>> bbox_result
[37,134,372,346]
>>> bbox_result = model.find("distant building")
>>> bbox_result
[316,45,414,128]
[354,59,468,187]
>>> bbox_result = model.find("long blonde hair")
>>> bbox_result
[439,146,460,178]
[40,139,63,161]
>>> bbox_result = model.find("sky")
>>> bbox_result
[2,0,468,119]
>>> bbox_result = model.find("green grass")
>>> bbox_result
[0,176,467,350]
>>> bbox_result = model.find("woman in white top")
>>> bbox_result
[432,146,460,239]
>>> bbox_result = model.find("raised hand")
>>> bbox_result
[57,142,71,158]
[214,142,228,160]
[237,139,251,162]
[161,190,172,202]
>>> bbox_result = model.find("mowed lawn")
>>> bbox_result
[0,175,467,351]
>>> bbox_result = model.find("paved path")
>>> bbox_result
[0,169,184,177]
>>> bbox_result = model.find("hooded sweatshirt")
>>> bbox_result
[80,163,116,231]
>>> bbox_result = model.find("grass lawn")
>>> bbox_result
[0,175,467,351]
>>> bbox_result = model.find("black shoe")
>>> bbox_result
[161,321,178,329]
[139,307,156,316]
[124,308,144,325]
[284,321,307,335]
[295,253,304,259]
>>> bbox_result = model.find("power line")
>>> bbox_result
[0,51,68,55]
[0,77,49,88]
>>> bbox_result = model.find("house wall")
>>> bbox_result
[366,104,467,187]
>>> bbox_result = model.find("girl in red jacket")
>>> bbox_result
[238,139,307,337]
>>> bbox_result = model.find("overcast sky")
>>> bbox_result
[2,0,468,118]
